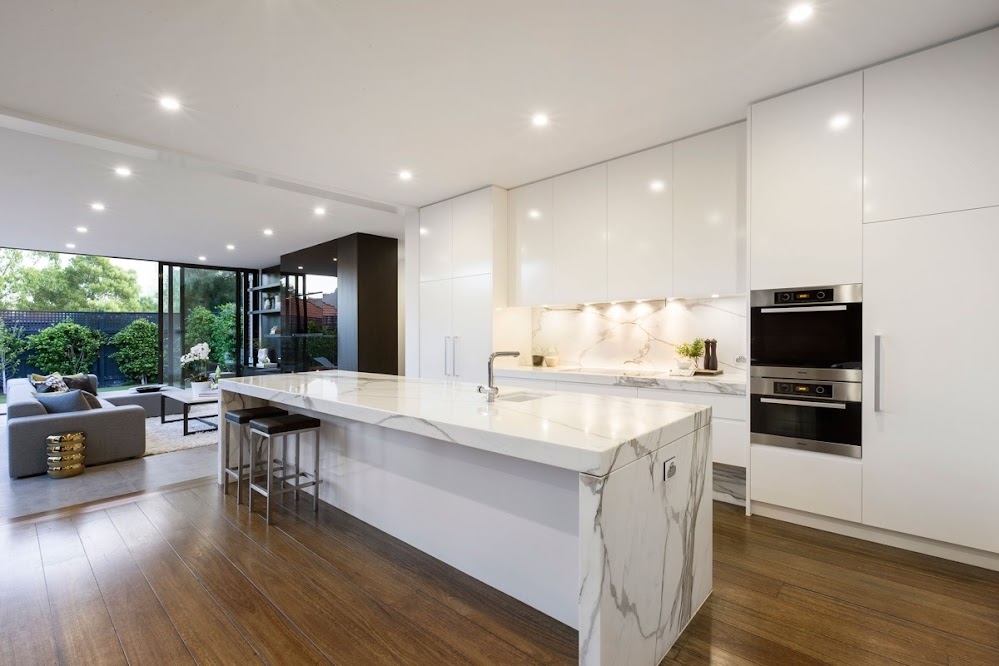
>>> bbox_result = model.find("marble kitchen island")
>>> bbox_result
[219,371,712,666]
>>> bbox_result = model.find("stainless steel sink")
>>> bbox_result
[496,393,546,402]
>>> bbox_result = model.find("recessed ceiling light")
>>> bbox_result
[263,229,274,236]
[313,206,326,216]
[828,113,851,131]
[226,244,235,251]
[65,243,76,249]
[711,294,720,298]
[159,95,181,111]
[76,226,88,233]
[297,266,304,270]
[114,166,132,177]
[531,112,550,127]
[528,209,541,219]
[90,202,105,211]
[333,258,338,262]
[787,3,814,23]
[419,227,428,236]
[649,180,665,192]
[198,256,207,262]
[398,169,413,181]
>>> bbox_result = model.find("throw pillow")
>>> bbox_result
[43,375,69,393]
[81,392,103,409]
[63,374,98,394]
[36,389,93,414]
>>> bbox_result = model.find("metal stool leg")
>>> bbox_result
[313,429,320,513]
[248,431,257,514]
[295,432,301,503]
[223,420,231,496]
[266,433,275,525]
[236,424,246,502]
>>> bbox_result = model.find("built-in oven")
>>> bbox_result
[750,284,862,382]
[750,378,862,458]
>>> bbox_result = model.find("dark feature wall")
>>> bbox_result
[335,233,398,375]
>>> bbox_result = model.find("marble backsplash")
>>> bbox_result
[528,296,747,373]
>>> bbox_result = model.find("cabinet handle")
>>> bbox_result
[453,336,460,378]
[760,397,847,410]
[874,334,883,413]
[760,305,848,314]
[444,336,451,376]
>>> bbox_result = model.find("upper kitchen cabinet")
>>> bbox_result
[419,188,499,282]
[509,179,555,306]
[674,123,747,297]
[553,164,608,304]
[606,145,673,302]
[750,72,863,290]
[419,199,452,282]
[864,28,999,222]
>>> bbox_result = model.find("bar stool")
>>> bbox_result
[222,406,288,502]
[248,414,322,524]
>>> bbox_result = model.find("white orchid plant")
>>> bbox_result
[180,342,212,383]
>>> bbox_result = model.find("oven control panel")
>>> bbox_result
[774,288,833,304]
[774,382,833,397]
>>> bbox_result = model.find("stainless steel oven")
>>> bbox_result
[750,378,862,458]
[750,284,862,382]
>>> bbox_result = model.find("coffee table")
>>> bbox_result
[161,391,219,436]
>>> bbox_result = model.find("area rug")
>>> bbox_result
[143,405,218,456]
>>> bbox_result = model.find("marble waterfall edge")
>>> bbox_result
[579,424,712,666]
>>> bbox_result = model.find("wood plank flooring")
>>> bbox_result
[2,481,998,665]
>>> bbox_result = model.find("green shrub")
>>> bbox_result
[27,319,105,375]
[209,302,236,369]
[110,319,159,384]
[0,319,28,393]
[184,306,217,354]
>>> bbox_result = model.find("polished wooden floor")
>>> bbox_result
[3,482,998,665]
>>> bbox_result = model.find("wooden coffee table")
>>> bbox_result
[161,390,219,436]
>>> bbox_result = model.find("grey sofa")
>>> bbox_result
[6,377,146,478]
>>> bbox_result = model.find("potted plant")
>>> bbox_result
[181,342,212,396]
[675,338,706,371]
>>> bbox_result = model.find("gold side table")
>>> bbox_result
[46,432,86,479]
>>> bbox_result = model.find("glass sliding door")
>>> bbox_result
[159,263,247,387]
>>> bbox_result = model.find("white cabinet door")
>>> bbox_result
[509,179,554,306]
[751,445,862,522]
[606,145,673,301]
[750,72,863,290]
[418,279,452,380]
[553,164,607,304]
[452,274,494,385]
[862,208,999,554]
[674,123,746,297]
[419,200,452,283]
[452,188,493,278]
[865,29,999,222]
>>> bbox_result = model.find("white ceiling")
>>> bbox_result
[1,0,998,262]
[0,126,403,268]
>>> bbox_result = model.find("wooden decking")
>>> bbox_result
[2,480,998,665]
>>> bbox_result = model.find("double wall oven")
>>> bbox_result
[750,285,862,458]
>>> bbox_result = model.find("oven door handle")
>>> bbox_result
[759,305,848,314]
[760,397,848,410]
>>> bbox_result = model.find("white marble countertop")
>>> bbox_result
[494,365,747,395]
[219,371,710,476]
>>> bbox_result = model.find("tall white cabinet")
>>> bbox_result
[864,29,999,222]
[862,207,999,554]
[417,187,508,385]
[553,164,608,305]
[750,73,863,290]
[509,179,554,307]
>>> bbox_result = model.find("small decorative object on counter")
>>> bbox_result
[531,347,545,367]
[675,338,705,369]
[704,339,718,371]
[544,346,559,368]
[46,432,85,479]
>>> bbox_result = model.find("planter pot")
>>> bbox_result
[191,381,212,397]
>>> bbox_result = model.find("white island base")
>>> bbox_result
[220,373,712,666]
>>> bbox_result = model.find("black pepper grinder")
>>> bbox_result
[705,339,718,371]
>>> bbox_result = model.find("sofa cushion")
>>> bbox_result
[64,374,99,394]
[36,389,92,414]
[81,392,103,409]
[32,374,69,393]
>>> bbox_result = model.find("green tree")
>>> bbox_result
[184,270,235,312]
[110,319,159,384]
[27,320,105,375]
[0,319,28,393]
[305,319,337,366]
[208,302,236,369]
[184,306,217,355]
[0,249,26,310]
[18,255,146,312]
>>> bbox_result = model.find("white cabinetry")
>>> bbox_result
[674,122,746,297]
[750,73,863,289]
[750,446,862,522]
[553,164,607,305]
[862,208,999,554]
[606,145,673,301]
[864,28,999,222]
[637,389,747,467]
[417,187,507,385]
[509,179,554,306]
